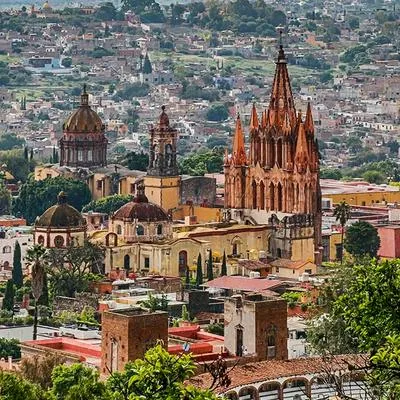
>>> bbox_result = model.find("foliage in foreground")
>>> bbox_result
[0,345,218,400]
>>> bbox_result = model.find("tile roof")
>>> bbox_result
[189,354,367,393]
[270,259,315,270]
[204,276,282,292]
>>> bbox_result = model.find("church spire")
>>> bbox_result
[232,114,247,166]
[81,84,89,106]
[249,103,259,132]
[295,120,309,172]
[268,44,296,128]
[142,52,153,74]
[261,110,267,129]
[304,101,314,135]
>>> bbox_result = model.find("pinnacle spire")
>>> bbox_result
[261,110,267,129]
[268,44,296,128]
[81,84,89,106]
[249,103,259,131]
[304,101,314,135]
[295,122,309,172]
[232,114,247,166]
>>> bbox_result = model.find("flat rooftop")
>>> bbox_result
[321,179,400,195]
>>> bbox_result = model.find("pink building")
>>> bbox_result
[377,225,400,258]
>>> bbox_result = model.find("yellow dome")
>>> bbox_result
[63,86,104,134]
[43,1,51,9]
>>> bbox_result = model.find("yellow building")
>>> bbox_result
[144,176,181,212]
[321,179,400,206]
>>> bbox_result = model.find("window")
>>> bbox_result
[335,243,343,260]
[37,235,45,245]
[305,269,312,274]
[2,246,11,254]
[144,257,150,269]
[136,225,144,236]
[116,225,122,235]
[157,224,162,235]
[130,184,135,194]
[275,266,279,273]
[97,180,103,190]
[46,174,52,179]
[54,235,64,248]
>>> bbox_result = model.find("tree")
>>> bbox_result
[25,245,47,340]
[0,133,24,150]
[0,184,11,215]
[0,149,34,183]
[362,170,386,184]
[333,201,350,263]
[179,149,224,176]
[12,241,23,288]
[51,363,108,400]
[185,266,190,286]
[13,176,91,224]
[20,353,66,390]
[0,370,45,400]
[82,194,132,215]
[121,151,149,171]
[206,104,229,121]
[107,344,218,399]
[47,240,105,297]
[2,280,14,311]
[221,251,227,276]
[320,168,342,180]
[344,221,380,259]
[61,57,72,68]
[207,249,213,281]
[0,337,20,359]
[196,253,203,287]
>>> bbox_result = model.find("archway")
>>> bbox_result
[238,386,257,400]
[259,382,281,399]
[178,250,187,277]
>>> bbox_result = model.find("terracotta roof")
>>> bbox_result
[270,259,314,270]
[189,354,367,393]
[237,259,270,271]
[113,198,169,222]
[204,276,282,292]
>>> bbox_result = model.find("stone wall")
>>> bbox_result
[180,176,216,206]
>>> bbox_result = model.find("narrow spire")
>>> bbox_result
[295,122,309,172]
[249,103,259,131]
[261,110,267,129]
[268,43,296,128]
[81,84,89,106]
[232,114,247,166]
[304,101,314,135]
[224,148,229,165]
[159,105,169,127]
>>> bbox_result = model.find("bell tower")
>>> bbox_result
[144,106,180,212]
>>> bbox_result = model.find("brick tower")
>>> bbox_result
[101,308,168,375]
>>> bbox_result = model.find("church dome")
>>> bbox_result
[63,85,104,134]
[113,190,169,222]
[36,192,86,228]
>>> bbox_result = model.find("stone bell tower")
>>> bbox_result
[144,106,181,212]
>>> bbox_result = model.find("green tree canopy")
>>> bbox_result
[179,149,223,176]
[0,149,34,183]
[82,194,132,215]
[0,133,24,151]
[120,151,149,171]
[0,370,45,400]
[206,104,229,121]
[344,221,380,258]
[13,176,91,224]
[2,280,14,311]
[12,241,23,288]
[196,253,203,287]
[0,183,11,215]
[0,338,20,359]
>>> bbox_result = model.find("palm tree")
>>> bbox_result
[333,201,351,264]
[25,245,47,340]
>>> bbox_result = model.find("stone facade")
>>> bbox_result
[224,294,288,361]
[224,46,322,264]
[101,308,168,374]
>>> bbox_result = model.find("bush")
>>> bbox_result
[206,322,224,336]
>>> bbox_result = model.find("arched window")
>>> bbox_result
[269,138,275,167]
[178,250,187,277]
[277,183,283,211]
[252,180,257,209]
[269,183,275,211]
[260,181,265,210]
[54,235,64,248]
[277,139,283,168]
[37,235,45,245]
[116,225,122,235]
[2,245,11,254]
[136,225,144,236]
[124,254,130,271]
[157,224,163,235]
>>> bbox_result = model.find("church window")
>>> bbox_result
[260,181,265,210]
[78,150,83,161]
[277,139,283,168]
[157,224,163,235]
[136,225,145,236]
[269,183,275,211]
[232,243,238,256]
[144,257,150,269]
[54,235,64,248]
[116,225,122,235]
[2,246,11,254]
[277,183,283,211]
[269,139,275,167]
[88,150,92,161]
[252,181,257,209]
